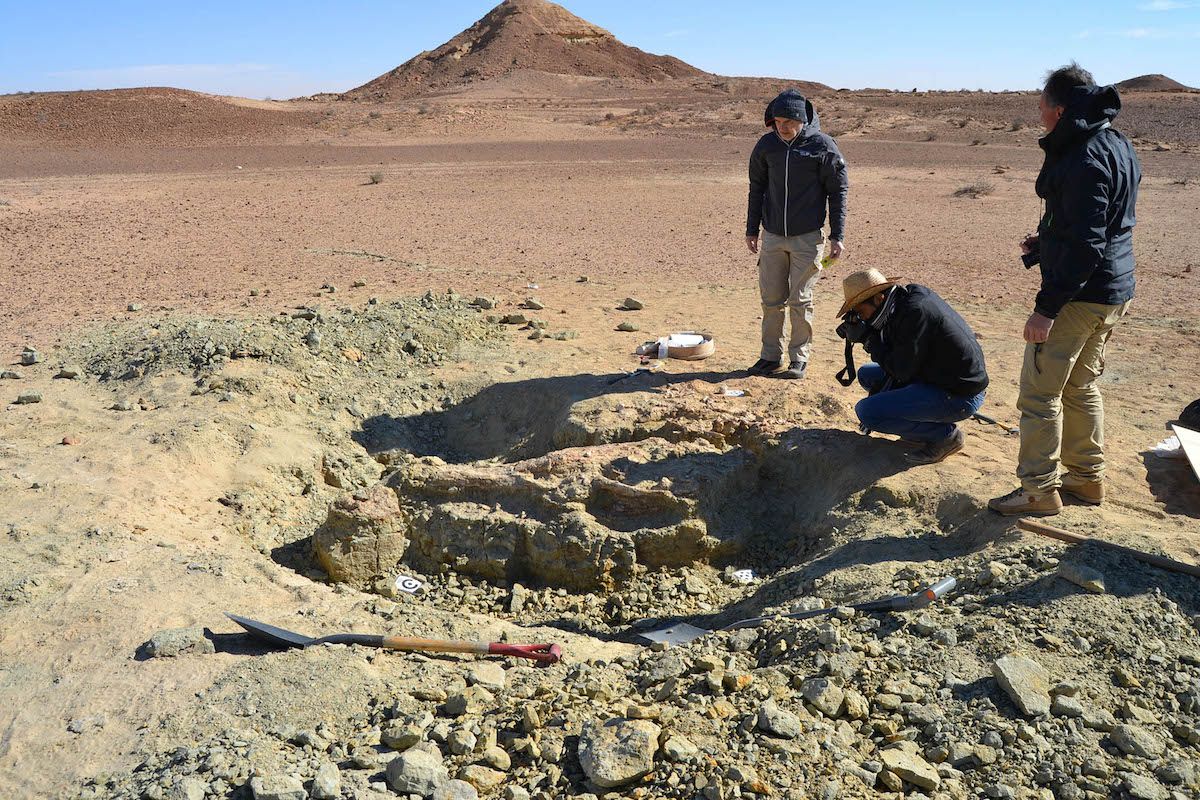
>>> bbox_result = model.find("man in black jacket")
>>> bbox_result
[745,89,849,380]
[990,63,1140,517]
[837,269,988,465]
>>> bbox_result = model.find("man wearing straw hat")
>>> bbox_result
[836,269,989,464]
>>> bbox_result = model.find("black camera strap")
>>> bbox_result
[836,338,857,387]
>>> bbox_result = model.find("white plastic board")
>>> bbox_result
[1171,424,1200,483]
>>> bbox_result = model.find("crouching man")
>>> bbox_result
[836,269,989,464]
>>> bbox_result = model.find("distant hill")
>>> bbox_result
[343,0,707,100]
[1115,74,1196,92]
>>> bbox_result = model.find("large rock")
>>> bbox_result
[313,484,408,587]
[992,654,1051,716]
[757,699,803,739]
[386,743,450,798]
[1123,773,1169,800]
[249,775,306,800]
[311,763,341,800]
[800,677,845,717]
[577,718,661,788]
[1111,724,1167,759]
[432,780,479,800]
[881,746,940,790]
[143,627,215,658]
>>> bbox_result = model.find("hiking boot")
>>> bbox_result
[905,428,964,464]
[776,360,807,380]
[747,358,781,376]
[988,487,1063,517]
[1060,474,1104,505]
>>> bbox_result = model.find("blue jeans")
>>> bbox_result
[855,363,985,442]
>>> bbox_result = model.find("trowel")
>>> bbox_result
[636,577,956,646]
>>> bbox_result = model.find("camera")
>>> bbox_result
[1021,237,1040,269]
[836,312,871,344]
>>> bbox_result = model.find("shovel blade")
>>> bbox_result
[637,622,712,646]
[225,613,314,649]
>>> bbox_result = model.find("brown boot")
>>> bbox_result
[988,487,1063,517]
[1060,474,1104,505]
[905,428,965,465]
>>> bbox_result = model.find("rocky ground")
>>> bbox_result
[1,79,1199,800]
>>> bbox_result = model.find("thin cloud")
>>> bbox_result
[48,63,276,84]
[1137,0,1193,10]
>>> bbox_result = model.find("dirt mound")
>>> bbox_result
[0,87,320,146]
[343,0,706,101]
[1116,74,1196,93]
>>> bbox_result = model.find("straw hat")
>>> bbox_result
[837,269,901,317]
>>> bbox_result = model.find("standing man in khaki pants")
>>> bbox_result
[990,63,1141,517]
[745,89,848,379]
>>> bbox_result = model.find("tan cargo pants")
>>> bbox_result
[1017,299,1131,494]
[758,229,825,363]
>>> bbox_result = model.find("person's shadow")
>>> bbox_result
[353,368,744,463]
[1141,444,1200,518]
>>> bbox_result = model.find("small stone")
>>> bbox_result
[19,347,41,365]
[1115,665,1143,688]
[501,313,528,325]
[1157,760,1200,787]
[467,662,506,691]
[880,748,941,790]
[508,583,529,613]
[352,280,367,288]
[992,654,1051,716]
[443,686,494,717]
[14,390,41,404]
[432,780,479,800]
[616,321,639,332]
[877,770,904,791]
[127,303,142,312]
[620,297,644,310]
[382,713,432,750]
[577,718,660,788]
[978,561,1010,586]
[800,677,845,717]
[757,699,803,739]
[143,627,215,658]
[842,688,870,720]
[482,745,510,771]
[456,766,504,793]
[311,763,341,800]
[249,288,260,296]
[1111,724,1167,759]
[55,365,83,379]
[170,777,207,800]
[1123,772,1169,800]
[386,743,450,797]
[523,298,545,310]
[662,734,699,762]
[0,370,20,379]
[502,787,530,800]
[1057,561,1106,593]
[448,729,477,755]
[249,775,306,800]
[471,297,496,310]
[1051,694,1084,718]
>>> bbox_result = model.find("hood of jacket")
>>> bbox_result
[1039,84,1122,155]
[764,89,822,138]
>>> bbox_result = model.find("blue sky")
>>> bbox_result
[2,0,1198,97]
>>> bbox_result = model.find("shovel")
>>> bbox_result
[637,577,957,646]
[225,613,562,666]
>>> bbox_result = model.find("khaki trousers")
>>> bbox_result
[758,229,825,363]
[1017,300,1131,494]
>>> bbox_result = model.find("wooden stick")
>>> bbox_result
[1017,518,1200,579]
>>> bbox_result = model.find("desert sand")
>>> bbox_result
[1,1,1199,798]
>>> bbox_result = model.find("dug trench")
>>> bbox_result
[3,298,1200,799]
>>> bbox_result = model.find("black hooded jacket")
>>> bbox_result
[1033,84,1140,318]
[746,90,848,241]
[864,285,989,398]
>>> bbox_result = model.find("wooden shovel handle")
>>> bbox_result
[1017,518,1200,579]
[381,636,490,655]
[379,637,563,666]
